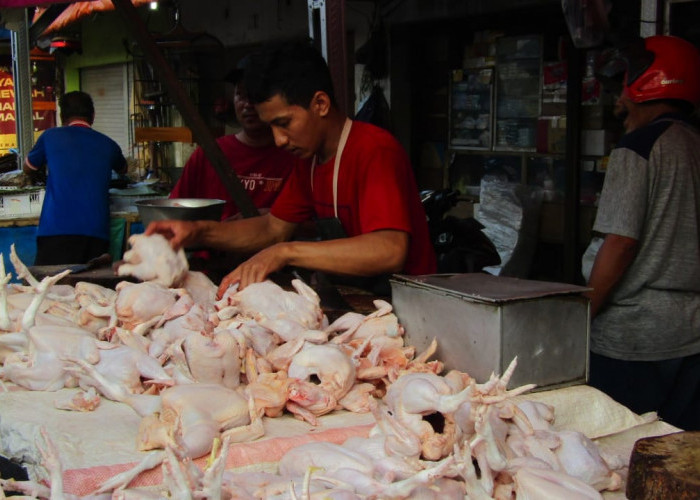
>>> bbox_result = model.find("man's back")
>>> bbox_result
[592,114,700,359]
[31,125,125,240]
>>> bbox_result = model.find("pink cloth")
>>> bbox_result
[62,423,373,495]
[3,0,73,6]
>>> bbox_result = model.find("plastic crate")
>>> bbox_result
[0,188,45,219]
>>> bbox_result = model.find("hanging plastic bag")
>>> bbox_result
[354,84,392,132]
[561,0,611,48]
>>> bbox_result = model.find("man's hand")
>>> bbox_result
[145,220,200,250]
[216,242,290,298]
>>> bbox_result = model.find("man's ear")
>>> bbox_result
[310,91,331,117]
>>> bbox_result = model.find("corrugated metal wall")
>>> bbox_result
[80,63,130,155]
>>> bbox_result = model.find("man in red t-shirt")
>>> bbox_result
[169,57,299,220]
[148,43,436,296]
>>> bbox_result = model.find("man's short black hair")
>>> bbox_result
[59,91,94,123]
[224,54,251,85]
[244,41,336,108]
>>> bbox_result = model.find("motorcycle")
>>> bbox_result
[421,189,501,273]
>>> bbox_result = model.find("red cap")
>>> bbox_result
[625,35,700,106]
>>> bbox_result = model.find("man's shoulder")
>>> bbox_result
[216,134,240,148]
[350,120,401,150]
[617,114,693,160]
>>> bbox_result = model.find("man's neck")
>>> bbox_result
[318,111,348,164]
[236,129,274,148]
[66,118,91,128]
[625,102,682,133]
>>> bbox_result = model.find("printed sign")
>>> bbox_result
[0,53,56,155]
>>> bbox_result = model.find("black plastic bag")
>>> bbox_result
[354,85,392,132]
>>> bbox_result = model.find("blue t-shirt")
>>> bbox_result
[27,125,126,240]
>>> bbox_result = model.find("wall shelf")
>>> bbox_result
[133,127,192,143]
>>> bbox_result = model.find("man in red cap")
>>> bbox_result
[585,35,700,430]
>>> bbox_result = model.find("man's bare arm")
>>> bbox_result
[585,233,638,318]
[218,229,409,294]
[146,213,297,253]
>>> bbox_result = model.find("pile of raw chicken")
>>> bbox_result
[0,234,624,499]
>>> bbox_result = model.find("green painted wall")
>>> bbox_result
[63,6,171,91]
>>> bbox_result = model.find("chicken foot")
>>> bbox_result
[21,269,72,332]
[0,254,12,331]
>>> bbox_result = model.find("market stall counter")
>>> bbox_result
[0,247,684,498]
[0,383,679,498]
[0,212,144,283]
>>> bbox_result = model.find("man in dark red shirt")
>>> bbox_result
[169,58,299,220]
[148,43,436,296]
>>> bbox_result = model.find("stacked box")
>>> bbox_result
[0,188,45,219]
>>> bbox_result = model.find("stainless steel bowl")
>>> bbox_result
[136,198,226,227]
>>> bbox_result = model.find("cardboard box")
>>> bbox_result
[581,129,612,156]
[537,117,567,154]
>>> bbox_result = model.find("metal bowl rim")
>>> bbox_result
[136,198,226,209]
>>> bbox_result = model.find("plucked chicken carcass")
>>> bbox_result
[0,236,630,499]
[84,343,174,395]
[216,279,326,335]
[277,440,456,499]
[329,299,404,344]
[113,281,182,334]
[281,341,361,424]
[138,383,262,458]
[1,325,99,391]
[117,233,188,288]
[383,371,473,460]
[181,329,242,389]
[147,299,210,359]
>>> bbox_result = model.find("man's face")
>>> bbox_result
[233,84,268,134]
[614,92,645,133]
[613,93,630,121]
[255,94,322,159]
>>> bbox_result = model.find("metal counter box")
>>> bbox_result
[390,274,590,390]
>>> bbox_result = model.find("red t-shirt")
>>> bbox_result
[170,135,299,220]
[270,121,436,275]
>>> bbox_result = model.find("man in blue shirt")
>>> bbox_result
[24,91,126,265]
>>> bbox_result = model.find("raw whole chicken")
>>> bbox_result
[138,383,260,458]
[384,372,472,460]
[114,281,181,333]
[549,429,622,491]
[85,343,174,394]
[1,325,99,391]
[0,246,630,500]
[117,233,188,288]
[180,270,218,310]
[285,342,356,422]
[148,301,210,359]
[514,466,603,499]
[216,279,325,332]
[182,329,241,389]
